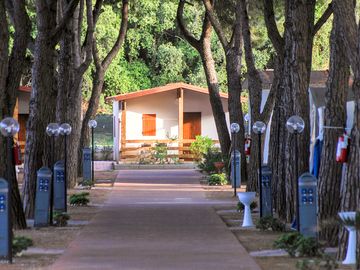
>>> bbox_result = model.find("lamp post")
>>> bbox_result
[286,115,305,232]
[230,122,240,196]
[59,123,72,212]
[0,117,20,263]
[46,123,60,225]
[88,120,97,186]
[252,121,266,218]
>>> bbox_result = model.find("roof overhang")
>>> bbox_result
[105,82,247,103]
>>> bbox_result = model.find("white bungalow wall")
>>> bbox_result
[124,90,229,147]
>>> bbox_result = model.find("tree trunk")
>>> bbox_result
[318,15,349,246]
[177,1,231,159]
[23,0,64,217]
[270,0,315,221]
[0,0,30,229]
[199,39,230,158]
[332,0,360,263]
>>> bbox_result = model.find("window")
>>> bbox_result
[142,114,156,136]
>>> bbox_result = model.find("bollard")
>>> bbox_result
[83,148,92,182]
[54,161,65,211]
[34,167,52,227]
[298,172,317,237]
[261,165,272,217]
[0,178,10,261]
[231,150,241,188]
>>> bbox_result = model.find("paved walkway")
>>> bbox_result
[50,170,261,270]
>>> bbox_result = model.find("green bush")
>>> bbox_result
[54,212,70,227]
[70,192,90,206]
[208,173,228,186]
[152,143,168,164]
[296,254,338,270]
[190,135,214,162]
[13,236,33,255]
[237,201,257,212]
[274,232,323,257]
[198,148,223,174]
[256,216,286,232]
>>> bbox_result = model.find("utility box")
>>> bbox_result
[231,150,241,188]
[0,178,9,260]
[54,161,65,211]
[261,165,272,217]
[83,147,92,182]
[34,167,52,227]
[299,172,318,237]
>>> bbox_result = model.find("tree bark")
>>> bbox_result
[332,0,360,263]
[239,0,276,192]
[265,0,331,221]
[318,15,349,246]
[202,0,246,181]
[78,0,128,175]
[57,0,94,187]
[177,0,231,158]
[23,0,79,217]
[0,0,30,229]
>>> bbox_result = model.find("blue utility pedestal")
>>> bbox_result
[0,178,10,260]
[231,150,241,188]
[261,166,272,217]
[83,148,92,182]
[34,167,52,227]
[298,172,318,237]
[54,161,65,211]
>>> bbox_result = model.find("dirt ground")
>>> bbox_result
[0,170,117,270]
[205,182,352,270]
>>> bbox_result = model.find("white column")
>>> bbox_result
[113,100,120,162]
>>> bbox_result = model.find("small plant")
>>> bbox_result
[198,148,223,174]
[208,173,228,186]
[54,211,70,227]
[13,236,33,255]
[256,216,286,232]
[274,232,323,257]
[190,135,214,162]
[296,254,338,270]
[80,179,92,187]
[237,201,257,212]
[70,192,90,206]
[100,146,113,160]
[152,143,168,164]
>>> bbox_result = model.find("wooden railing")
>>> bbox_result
[120,139,219,162]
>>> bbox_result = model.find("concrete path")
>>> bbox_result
[50,170,261,270]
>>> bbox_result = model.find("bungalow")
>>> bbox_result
[243,70,355,168]
[14,86,31,156]
[106,82,247,162]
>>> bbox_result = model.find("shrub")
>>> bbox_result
[70,192,90,206]
[274,232,323,257]
[152,143,168,164]
[296,254,338,270]
[237,201,257,212]
[54,212,70,227]
[256,216,286,232]
[208,173,228,186]
[190,135,214,162]
[13,236,33,255]
[198,148,223,174]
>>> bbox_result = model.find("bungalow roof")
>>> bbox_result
[106,82,248,103]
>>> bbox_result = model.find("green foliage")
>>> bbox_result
[152,143,168,164]
[197,148,223,174]
[255,216,286,232]
[208,173,228,186]
[296,254,338,270]
[70,192,90,206]
[54,212,70,227]
[190,136,214,162]
[237,201,257,212]
[274,233,323,257]
[13,236,33,255]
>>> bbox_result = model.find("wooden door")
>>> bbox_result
[183,112,201,139]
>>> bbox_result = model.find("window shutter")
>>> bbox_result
[142,114,156,136]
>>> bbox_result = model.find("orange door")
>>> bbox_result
[183,112,201,139]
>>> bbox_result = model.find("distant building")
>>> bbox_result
[106,82,247,162]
